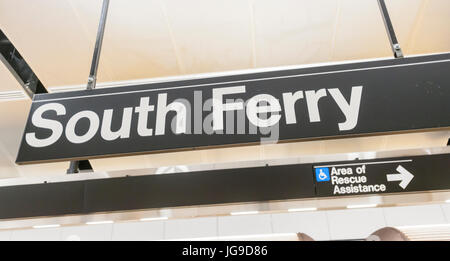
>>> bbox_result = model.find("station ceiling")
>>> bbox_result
[0,0,448,179]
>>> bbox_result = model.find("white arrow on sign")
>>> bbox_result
[386,165,414,189]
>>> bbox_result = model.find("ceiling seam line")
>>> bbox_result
[406,0,429,54]
[68,0,102,85]
[330,0,342,60]
[248,0,257,68]
[158,0,185,75]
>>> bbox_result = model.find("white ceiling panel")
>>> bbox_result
[1,0,449,90]
[252,0,339,67]
[332,0,392,61]
[0,100,68,179]
[386,0,450,55]
[161,0,254,74]
[405,0,450,54]
[99,0,181,81]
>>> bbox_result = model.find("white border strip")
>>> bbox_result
[38,58,450,103]
[0,90,27,102]
[47,52,450,92]
[314,159,413,168]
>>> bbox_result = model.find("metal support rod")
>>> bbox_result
[377,0,404,58]
[66,161,80,174]
[86,0,110,90]
[68,0,109,174]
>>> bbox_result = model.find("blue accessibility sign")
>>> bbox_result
[315,167,330,182]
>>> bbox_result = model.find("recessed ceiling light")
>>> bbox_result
[32,224,61,229]
[230,211,259,216]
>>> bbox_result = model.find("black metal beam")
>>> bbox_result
[2,153,450,220]
[0,29,47,97]
[0,29,94,172]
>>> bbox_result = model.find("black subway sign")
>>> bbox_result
[16,53,450,163]
[2,153,450,219]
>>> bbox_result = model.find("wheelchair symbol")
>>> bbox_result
[315,167,330,182]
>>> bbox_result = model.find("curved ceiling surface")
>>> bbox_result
[0,0,448,178]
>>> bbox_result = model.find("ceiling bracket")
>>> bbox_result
[0,29,47,98]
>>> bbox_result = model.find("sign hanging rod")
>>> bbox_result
[86,0,110,90]
[67,0,109,174]
[377,0,404,58]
